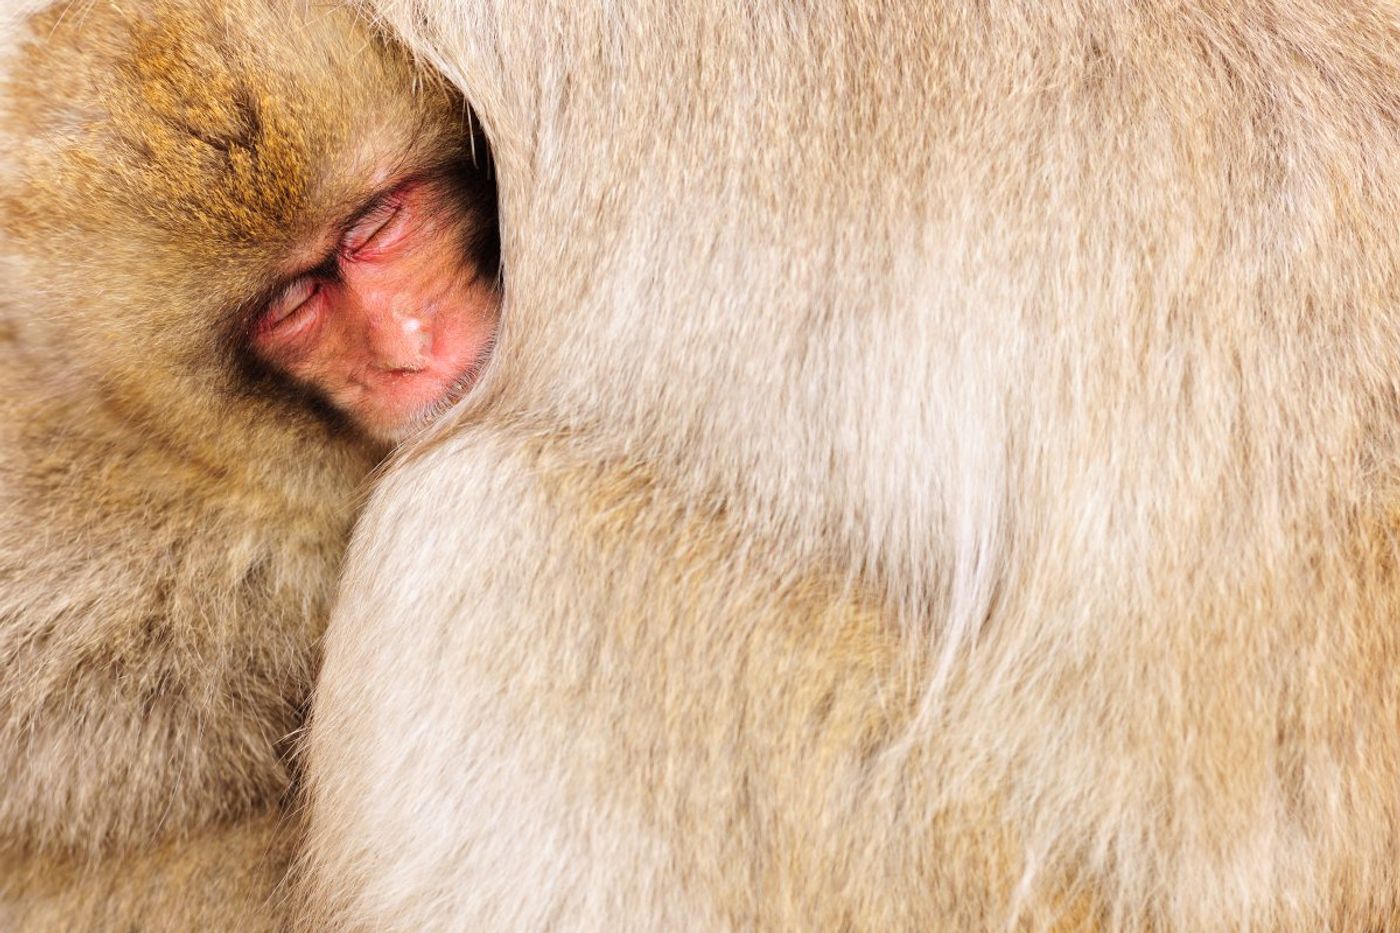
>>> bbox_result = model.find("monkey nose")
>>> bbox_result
[371,313,430,372]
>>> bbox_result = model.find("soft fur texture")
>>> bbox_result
[0,1,469,926]
[302,0,1400,929]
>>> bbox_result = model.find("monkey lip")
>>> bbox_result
[371,311,497,442]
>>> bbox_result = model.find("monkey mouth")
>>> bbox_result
[390,325,497,442]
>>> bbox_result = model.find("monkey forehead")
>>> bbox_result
[1,0,462,258]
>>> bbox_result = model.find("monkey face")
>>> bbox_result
[247,174,498,445]
[0,0,500,453]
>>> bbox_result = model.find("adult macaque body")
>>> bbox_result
[0,0,497,927]
[303,0,1400,929]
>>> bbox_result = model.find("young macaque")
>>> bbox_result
[0,0,498,926]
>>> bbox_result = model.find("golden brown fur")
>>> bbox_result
[1,810,299,930]
[0,1,472,926]
[301,0,1400,929]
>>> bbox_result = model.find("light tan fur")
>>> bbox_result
[301,0,1400,929]
[0,1,472,926]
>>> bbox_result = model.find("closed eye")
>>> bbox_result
[254,277,322,341]
[342,196,407,258]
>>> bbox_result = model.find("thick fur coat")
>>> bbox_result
[302,1,1400,929]
[0,1,465,926]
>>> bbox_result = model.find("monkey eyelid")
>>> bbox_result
[253,278,322,344]
[341,188,412,258]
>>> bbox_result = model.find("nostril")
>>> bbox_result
[366,309,431,372]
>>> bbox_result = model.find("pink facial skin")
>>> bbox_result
[248,178,498,444]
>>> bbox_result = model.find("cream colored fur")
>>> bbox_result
[302,1,1400,928]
